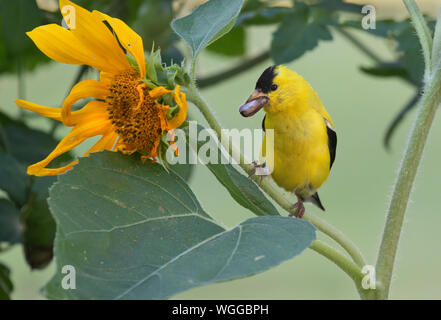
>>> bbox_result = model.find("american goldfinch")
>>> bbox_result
[239,65,336,218]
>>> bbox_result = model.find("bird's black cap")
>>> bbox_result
[255,65,277,93]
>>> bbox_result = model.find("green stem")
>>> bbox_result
[375,0,441,299]
[197,50,270,88]
[403,0,433,83]
[375,77,441,299]
[310,240,374,299]
[185,85,367,271]
[17,56,26,119]
[431,6,441,71]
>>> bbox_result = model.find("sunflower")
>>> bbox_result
[15,0,187,177]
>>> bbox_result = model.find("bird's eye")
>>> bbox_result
[270,84,278,91]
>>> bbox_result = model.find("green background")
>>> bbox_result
[1,24,441,299]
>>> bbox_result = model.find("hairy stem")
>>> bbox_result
[375,0,441,299]
[403,0,433,83]
[310,240,374,299]
[375,76,441,299]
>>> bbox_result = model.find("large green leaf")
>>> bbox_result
[184,124,279,216]
[0,263,13,300]
[171,0,244,58]
[271,4,335,64]
[21,177,57,269]
[0,152,29,205]
[0,199,22,244]
[44,152,314,299]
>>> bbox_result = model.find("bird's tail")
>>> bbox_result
[305,192,325,211]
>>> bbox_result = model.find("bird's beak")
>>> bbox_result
[239,90,269,117]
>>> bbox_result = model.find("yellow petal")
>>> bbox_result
[15,99,62,121]
[149,86,171,99]
[92,11,146,78]
[99,71,114,86]
[29,161,78,177]
[27,24,99,70]
[27,117,111,176]
[83,131,118,156]
[69,100,110,126]
[58,0,129,72]
[167,85,188,129]
[62,80,108,126]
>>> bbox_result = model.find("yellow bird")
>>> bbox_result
[239,65,336,218]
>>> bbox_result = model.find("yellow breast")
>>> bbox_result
[263,109,330,197]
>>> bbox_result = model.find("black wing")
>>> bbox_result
[326,120,337,169]
[262,115,266,132]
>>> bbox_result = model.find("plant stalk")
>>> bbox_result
[310,240,374,299]
[375,0,441,299]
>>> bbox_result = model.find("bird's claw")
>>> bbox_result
[290,201,305,219]
[248,161,269,179]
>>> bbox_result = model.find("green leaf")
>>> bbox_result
[0,119,69,166]
[271,4,335,64]
[238,6,291,26]
[314,0,362,13]
[184,124,279,216]
[0,0,50,74]
[0,263,13,300]
[169,163,194,182]
[21,177,57,269]
[360,63,408,78]
[207,27,246,56]
[44,151,314,299]
[210,164,280,216]
[0,152,29,205]
[171,0,245,59]
[131,0,174,49]
[0,199,22,244]
[395,24,430,85]
[0,0,40,54]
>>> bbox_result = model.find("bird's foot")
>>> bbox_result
[290,200,305,219]
[248,161,269,181]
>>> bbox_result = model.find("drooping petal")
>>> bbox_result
[62,80,108,125]
[83,130,118,156]
[149,86,171,99]
[58,0,130,72]
[92,10,146,78]
[15,99,62,122]
[27,117,111,176]
[166,85,188,129]
[69,100,110,126]
[99,71,114,86]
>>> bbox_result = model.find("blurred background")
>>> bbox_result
[1,0,441,299]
